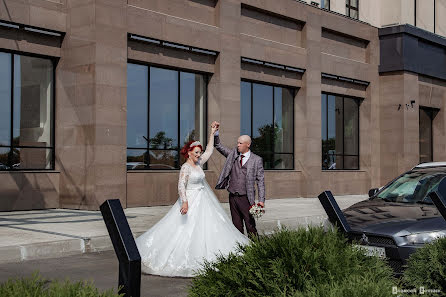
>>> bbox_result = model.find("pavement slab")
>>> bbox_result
[0,196,367,264]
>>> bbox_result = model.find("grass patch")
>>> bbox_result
[0,272,123,297]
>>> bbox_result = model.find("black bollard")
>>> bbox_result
[100,199,141,297]
[428,177,446,221]
[318,190,352,234]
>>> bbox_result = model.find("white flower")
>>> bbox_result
[249,204,265,219]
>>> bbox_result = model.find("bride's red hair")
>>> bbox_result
[180,141,203,158]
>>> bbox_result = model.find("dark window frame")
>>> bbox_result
[0,49,56,171]
[434,0,436,34]
[241,79,296,170]
[126,60,209,171]
[321,92,360,171]
[346,0,359,20]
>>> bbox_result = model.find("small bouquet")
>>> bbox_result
[249,203,265,219]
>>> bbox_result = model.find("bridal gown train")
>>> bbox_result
[135,146,250,277]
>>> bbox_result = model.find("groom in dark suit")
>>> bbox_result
[212,121,265,236]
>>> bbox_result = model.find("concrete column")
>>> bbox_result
[299,11,322,197]
[207,0,242,201]
[401,73,419,172]
[379,72,419,184]
[57,0,127,210]
[367,35,381,188]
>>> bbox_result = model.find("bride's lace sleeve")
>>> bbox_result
[199,144,214,166]
[178,164,191,202]
[198,131,215,166]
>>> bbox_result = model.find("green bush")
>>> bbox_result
[189,227,396,297]
[0,272,123,297]
[401,237,446,297]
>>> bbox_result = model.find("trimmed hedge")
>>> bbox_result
[401,237,446,297]
[0,273,123,297]
[189,227,396,297]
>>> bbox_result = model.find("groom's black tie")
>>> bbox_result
[240,155,244,167]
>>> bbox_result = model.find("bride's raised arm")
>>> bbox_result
[199,125,218,166]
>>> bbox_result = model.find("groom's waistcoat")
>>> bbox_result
[227,159,247,195]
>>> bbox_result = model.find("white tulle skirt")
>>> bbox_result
[135,181,250,277]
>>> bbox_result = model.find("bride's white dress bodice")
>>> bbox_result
[179,164,205,194]
[178,148,212,203]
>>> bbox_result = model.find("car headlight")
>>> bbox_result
[404,231,446,245]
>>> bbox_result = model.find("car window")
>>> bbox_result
[377,171,446,204]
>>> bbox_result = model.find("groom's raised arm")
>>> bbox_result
[214,132,232,158]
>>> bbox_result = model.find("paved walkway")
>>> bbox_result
[0,195,367,264]
[0,250,191,297]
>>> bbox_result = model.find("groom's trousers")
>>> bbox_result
[229,192,257,236]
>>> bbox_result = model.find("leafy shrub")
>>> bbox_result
[189,227,395,297]
[401,237,446,297]
[0,272,123,297]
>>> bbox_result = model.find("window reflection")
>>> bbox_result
[322,93,359,170]
[127,64,148,148]
[0,53,11,147]
[346,0,359,19]
[180,72,206,148]
[150,67,178,149]
[0,52,54,170]
[240,81,251,136]
[253,84,273,140]
[321,0,330,10]
[274,88,293,154]
[149,150,178,169]
[0,147,9,170]
[419,107,437,163]
[13,55,53,148]
[274,154,294,170]
[11,148,52,170]
[344,98,359,155]
[127,63,207,170]
[127,149,147,170]
[241,81,295,169]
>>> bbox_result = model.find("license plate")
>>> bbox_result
[355,245,386,258]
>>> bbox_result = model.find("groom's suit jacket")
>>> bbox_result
[214,135,265,206]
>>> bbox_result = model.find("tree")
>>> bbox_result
[251,123,282,169]
[149,131,174,149]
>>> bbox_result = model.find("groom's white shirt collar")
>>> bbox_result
[240,150,250,166]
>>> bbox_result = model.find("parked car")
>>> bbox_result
[341,162,446,274]
[126,162,147,170]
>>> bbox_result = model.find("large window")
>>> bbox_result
[241,81,294,170]
[0,52,54,170]
[321,93,359,170]
[419,107,437,164]
[127,63,207,170]
[346,0,359,19]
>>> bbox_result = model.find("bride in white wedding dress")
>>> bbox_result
[135,124,250,277]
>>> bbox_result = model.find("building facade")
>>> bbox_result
[0,0,445,211]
